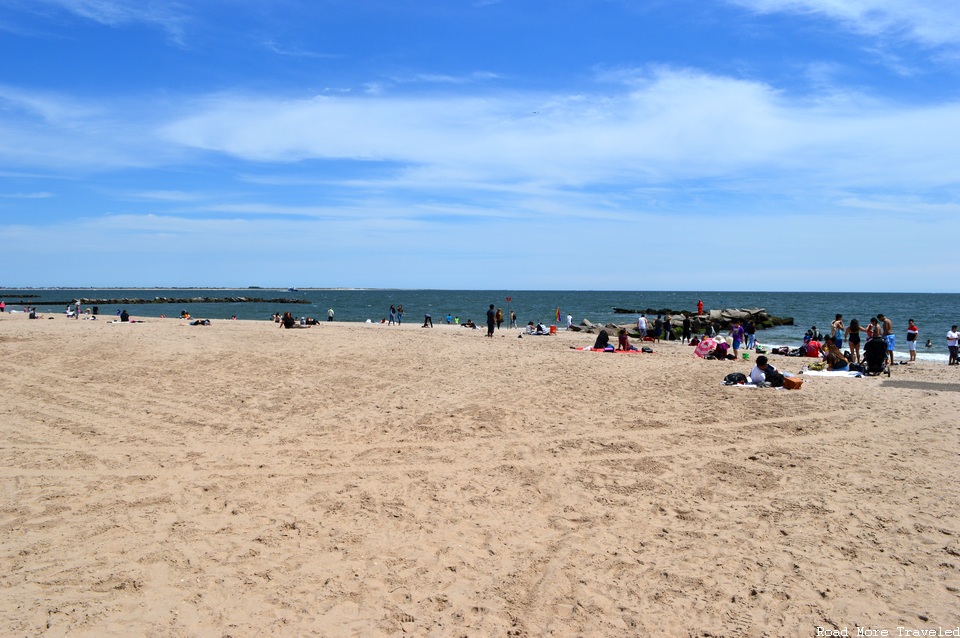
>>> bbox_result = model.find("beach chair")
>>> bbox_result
[862,336,890,377]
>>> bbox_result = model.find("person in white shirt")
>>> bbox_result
[749,356,784,386]
[637,314,647,338]
[947,325,959,366]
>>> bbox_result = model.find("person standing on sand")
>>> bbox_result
[947,325,959,365]
[328,308,334,321]
[496,308,503,330]
[396,305,403,325]
[906,319,919,362]
[878,313,895,365]
[831,314,844,349]
[566,314,573,330]
[845,318,866,363]
[510,310,517,328]
[729,320,745,360]
[637,314,647,339]
[389,306,396,325]
[682,315,692,344]
[486,304,496,337]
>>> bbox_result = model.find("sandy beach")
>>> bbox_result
[1,312,958,636]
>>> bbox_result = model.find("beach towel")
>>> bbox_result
[573,347,643,354]
[801,370,863,378]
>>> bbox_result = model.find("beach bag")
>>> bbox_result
[723,372,748,385]
[783,376,803,390]
[642,346,653,353]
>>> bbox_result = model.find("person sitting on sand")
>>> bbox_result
[821,340,849,371]
[593,330,613,350]
[617,328,638,351]
[713,340,730,360]
[748,355,784,387]
[120,309,130,322]
[281,312,296,329]
[190,319,211,326]
[462,319,477,329]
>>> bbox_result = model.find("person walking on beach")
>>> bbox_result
[906,319,919,362]
[496,308,503,330]
[845,318,866,363]
[566,313,573,330]
[947,325,959,365]
[637,314,647,339]
[729,320,745,360]
[396,305,403,325]
[510,310,517,328]
[388,306,396,325]
[486,304,496,338]
[878,313,895,365]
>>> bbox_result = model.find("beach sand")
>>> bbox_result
[1,312,958,636]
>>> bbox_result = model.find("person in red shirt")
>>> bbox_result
[806,339,822,357]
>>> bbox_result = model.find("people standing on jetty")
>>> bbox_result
[486,304,496,337]
[846,318,866,363]
[906,319,919,362]
[831,314,844,348]
[947,326,959,365]
[878,313,895,365]
[697,300,703,316]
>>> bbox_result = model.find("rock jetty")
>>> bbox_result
[571,307,793,335]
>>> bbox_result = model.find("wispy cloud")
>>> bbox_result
[728,0,960,48]
[0,191,54,198]
[14,0,190,43]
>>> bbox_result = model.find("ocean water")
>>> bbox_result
[3,288,957,362]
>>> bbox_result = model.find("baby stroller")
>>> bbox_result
[862,336,890,376]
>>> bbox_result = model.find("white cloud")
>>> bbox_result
[159,68,960,193]
[728,0,960,47]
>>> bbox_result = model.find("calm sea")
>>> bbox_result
[3,288,957,362]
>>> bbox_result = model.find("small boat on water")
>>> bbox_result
[288,287,299,292]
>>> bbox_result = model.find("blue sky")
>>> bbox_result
[1,0,959,291]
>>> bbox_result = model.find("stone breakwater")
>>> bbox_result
[11,296,312,306]
[585,307,794,335]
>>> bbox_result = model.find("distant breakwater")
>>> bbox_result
[9,296,312,306]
